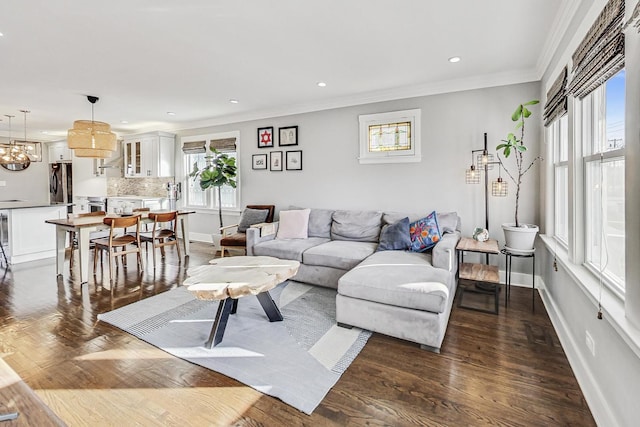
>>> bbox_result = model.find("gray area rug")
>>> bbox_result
[98,281,371,414]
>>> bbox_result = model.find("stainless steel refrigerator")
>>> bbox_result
[49,162,73,213]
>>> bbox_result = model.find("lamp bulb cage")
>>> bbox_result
[465,165,481,184]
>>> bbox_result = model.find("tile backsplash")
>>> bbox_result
[107,177,174,197]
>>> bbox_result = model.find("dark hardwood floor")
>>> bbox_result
[0,242,595,426]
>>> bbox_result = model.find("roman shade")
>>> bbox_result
[210,138,237,153]
[182,141,206,154]
[626,1,640,32]
[543,66,568,127]
[568,0,625,100]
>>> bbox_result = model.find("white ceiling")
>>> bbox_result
[0,0,579,141]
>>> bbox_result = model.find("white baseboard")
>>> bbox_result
[538,277,619,427]
[498,270,537,289]
[190,232,215,245]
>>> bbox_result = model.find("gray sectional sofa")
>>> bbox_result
[246,208,461,352]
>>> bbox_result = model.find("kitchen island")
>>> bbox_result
[0,202,68,264]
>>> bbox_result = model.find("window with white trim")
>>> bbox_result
[182,133,239,210]
[582,69,625,293]
[550,114,569,245]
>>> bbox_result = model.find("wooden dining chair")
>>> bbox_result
[139,211,181,268]
[92,215,143,280]
[69,210,106,269]
[133,207,151,231]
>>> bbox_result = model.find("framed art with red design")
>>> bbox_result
[257,127,274,148]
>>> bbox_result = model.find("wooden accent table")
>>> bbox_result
[184,256,300,348]
[456,237,501,314]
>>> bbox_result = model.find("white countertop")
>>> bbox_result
[107,195,166,201]
[0,201,71,210]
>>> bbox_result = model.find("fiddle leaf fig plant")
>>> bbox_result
[496,100,542,228]
[189,148,237,228]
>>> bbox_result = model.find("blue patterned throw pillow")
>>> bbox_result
[410,211,441,252]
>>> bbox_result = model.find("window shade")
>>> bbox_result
[182,140,206,154]
[543,66,568,127]
[626,0,640,32]
[210,138,236,152]
[568,0,625,100]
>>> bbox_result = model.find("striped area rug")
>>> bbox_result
[98,281,371,414]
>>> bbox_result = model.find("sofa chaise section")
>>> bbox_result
[246,208,461,351]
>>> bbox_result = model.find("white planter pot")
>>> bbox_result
[502,223,539,253]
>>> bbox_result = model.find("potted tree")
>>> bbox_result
[189,148,237,228]
[496,100,542,252]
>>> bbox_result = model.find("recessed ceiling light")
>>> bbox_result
[448,56,461,63]
[120,120,129,124]
[317,82,327,87]
[41,131,49,135]
[229,99,239,104]
[0,32,4,37]
[167,112,176,116]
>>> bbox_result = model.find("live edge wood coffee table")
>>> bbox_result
[184,256,300,348]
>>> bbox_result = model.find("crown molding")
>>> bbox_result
[136,69,540,135]
[536,0,584,80]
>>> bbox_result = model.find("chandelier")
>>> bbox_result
[0,110,39,170]
[67,96,117,159]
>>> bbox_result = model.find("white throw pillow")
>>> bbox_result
[276,209,310,239]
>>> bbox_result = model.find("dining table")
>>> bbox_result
[45,210,194,284]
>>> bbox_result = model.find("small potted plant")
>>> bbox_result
[496,100,542,252]
[189,148,237,228]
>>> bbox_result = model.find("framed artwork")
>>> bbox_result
[286,150,302,171]
[257,127,274,148]
[278,126,298,146]
[270,151,283,171]
[252,154,268,170]
[358,109,421,164]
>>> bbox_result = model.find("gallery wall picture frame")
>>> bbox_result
[278,126,298,146]
[270,151,283,171]
[257,127,274,148]
[286,150,302,171]
[252,154,268,170]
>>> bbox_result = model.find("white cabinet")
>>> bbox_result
[48,141,72,162]
[123,131,175,177]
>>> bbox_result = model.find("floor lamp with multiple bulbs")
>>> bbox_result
[465,133,508,261]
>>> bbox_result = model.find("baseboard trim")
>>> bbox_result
[189,232,214,244]
[538,277,619,427]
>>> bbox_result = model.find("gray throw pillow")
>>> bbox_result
[376,217,411,251]
[237,208,269,233]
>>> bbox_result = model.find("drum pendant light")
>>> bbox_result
[67,96,117,159]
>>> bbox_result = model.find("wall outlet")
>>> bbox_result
[0,181,6,187]
[585,330,595,357]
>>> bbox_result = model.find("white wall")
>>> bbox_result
[538,0,640,425]
[0,150,49,203]
[177,81,541,264]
